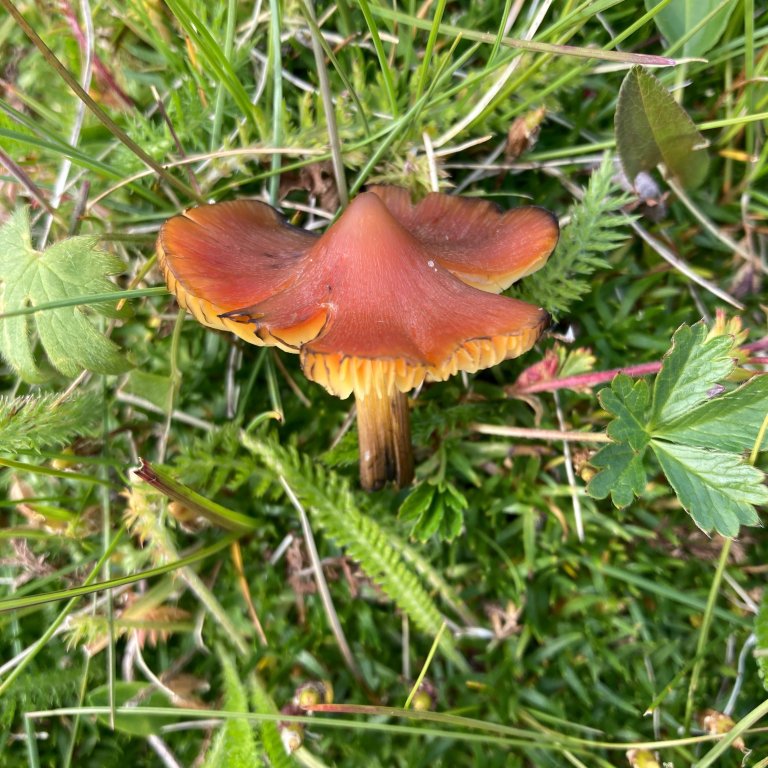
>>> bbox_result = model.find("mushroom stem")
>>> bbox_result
[355,390,414,491]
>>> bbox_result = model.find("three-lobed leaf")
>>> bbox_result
[0,208,131,382]
[615,66,709,189]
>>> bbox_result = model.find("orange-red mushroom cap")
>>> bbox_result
[157,187,558,399]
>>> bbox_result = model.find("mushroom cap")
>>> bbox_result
[158,186,558,399]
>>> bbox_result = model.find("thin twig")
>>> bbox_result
[302,0,348,208]
[470,424,610,442]
[553,391,584,541]
[278,476,366,686]
[38,0,95,249]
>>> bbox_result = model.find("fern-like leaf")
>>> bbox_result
[512,154,632,317]
[0,393,99,453]
[242,435,467,669]
[204,650,262,768]
[250,675,297,768]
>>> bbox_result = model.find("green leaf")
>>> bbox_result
[588,322,767,535]
[87,683,174,736]
[615,66,709,189]
[511,154,631,317]
[400,482,467,542]
[250,676,296,768]
[657,374,768,454]
[134,459,259,533]
[651,441,766,537]
[398,482,436,524]
[204,651,260,768]
[0,393,100,453]
[599,375,651,451]
[587,442,648,508]
[0,208,131,382]
[645,0,737,58]
[650,322,735,427]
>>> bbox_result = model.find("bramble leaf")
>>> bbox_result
[0,208,131,382]
[650,322,735,427]
[615,66,709,189]
[652,441,765,537]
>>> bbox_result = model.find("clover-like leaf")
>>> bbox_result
[615,66,709,189]
[0,208,131,382]
[651,441,766,537]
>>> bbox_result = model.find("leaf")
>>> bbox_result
[657,374,768,453]
[400,482,467,542]
[588,323,768,535]
[600,374,651,451]
[587,442,648,508]
[645,0,737,58]
[250,675,296,768]
[0,208,131,382]
[615,66,709,189]
[0,393,100,453]
[650,322,735,427]
[755,595,768,692]
[651,441,766,537]
[512,154,631,317]
[398,482,436,524]
[204,651,260,768]
[87,682,174,736]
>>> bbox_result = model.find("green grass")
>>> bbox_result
[1,1,767,766]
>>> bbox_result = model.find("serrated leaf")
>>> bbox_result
[645,0,737,58]
[0,393,99,453]
[587,442,648,508]
[250,675,296,768]
[656,374,768,453]
[615,66,709,189]
[650,322,735,427]
[0,208,131,382]
[598,374,651,450]
[204,651,259,768]
[412,494,445,541]
[651,440,766,537]
[399,482,436,524]
[440,503,464,541]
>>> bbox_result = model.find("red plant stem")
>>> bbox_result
[516,337,768,395]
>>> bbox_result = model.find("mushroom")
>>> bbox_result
[157,186,558,490]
